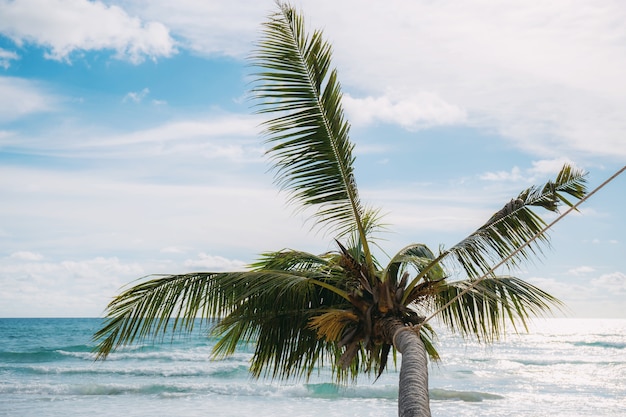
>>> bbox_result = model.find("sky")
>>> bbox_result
[0,0,625,319]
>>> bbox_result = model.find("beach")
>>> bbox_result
[1,318,624,416]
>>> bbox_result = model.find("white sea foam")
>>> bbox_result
[1,318,625,417]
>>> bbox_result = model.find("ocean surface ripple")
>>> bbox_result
[1,318,624,417]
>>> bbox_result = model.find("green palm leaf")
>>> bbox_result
[93,251,358,381]
[404,164,587,299]
[435,276,562,342]
[251,3,377,268]
[446,164,587,278]
[211,279,341,381]
[94,268,340,359]
[216,303,353,381]
[93,273,226,359]
[385,244,445,284]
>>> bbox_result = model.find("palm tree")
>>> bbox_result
[93,3,588,416]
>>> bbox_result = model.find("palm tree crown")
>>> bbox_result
[94,2,588,387]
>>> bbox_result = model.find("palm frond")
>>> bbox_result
[344,206,387,265]
[445,164,587,278]
[211,275,355,382]
[93,273,227,359]
[385,244,447,306]
[250,249,351,300]
[93,268,341,361]
[385,244,445,285]
[212,286,335,381]
[435,276,562,342]
[250,3,377,265]
[250,249,331,271]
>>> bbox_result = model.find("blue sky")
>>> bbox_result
[0,0,625,318]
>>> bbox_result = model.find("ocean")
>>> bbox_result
[0,318,624,417]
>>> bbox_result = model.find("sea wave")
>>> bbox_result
[0,344,96,363]
[0,362,251,379]
[0,380,505,403]
[82,347,249,363]
[300,382,397,400]
[509,357,625,367]
[429,388,504,402]
[3,318,626,417]
[0,381,197,397]
[572,341,626,350]
[0,345,223,364]
[0,350,68,364]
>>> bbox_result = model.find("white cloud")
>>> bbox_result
[59,257,144,280]
[5,113,263,162]
[183,253,247,271]
[160,246,187,254]
[0,251,253,316]
[479,158,578,183]
[113,0,268,57]
[0,164,327,262]
[9,251,43,261]
[91,116,260,149]
[386,206,487,235]
[0,47,19,69]
[0,76,56,121]
[0,256,146,316]
[0,0,176,63]
[109,0,626,158]
[592,272,626,293]
[293,0,626,160]
[528,159,576,176]
[523,274,626,318]
[99,115,259,146]
[5,0,625,158]
[123,87,150,103]
[0,161,333,317]
[525,276,588,303]
[343,92,466,130]
[83,117,262,161]
[362,185,497,237]
[567,266,595,276]
[480,166,524,182]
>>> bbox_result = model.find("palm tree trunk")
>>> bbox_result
[394,327,431,417]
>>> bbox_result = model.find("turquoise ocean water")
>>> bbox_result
[1,318,624,417]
